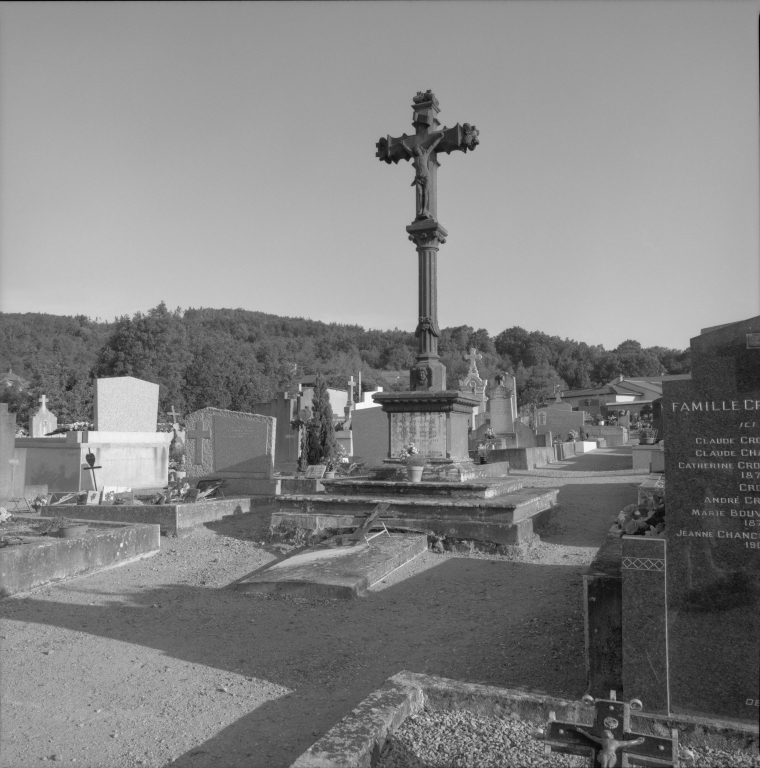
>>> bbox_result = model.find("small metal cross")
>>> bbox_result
[82,451,103,492]
[534,691,679,767]
[167,405,180,424]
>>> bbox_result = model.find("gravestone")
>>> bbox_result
[0,404,20,500]
[29,394,58,437]
[94,377,159,432]
[184,407,276,494]
[486,373,516,435]
[623,315,760,722]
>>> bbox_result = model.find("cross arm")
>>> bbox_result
[375,123,480,164]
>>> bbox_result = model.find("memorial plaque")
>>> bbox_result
[390,412,447,458]
[304,464,327,479]
[662,315,760,722]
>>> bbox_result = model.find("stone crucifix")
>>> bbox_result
[376,91,479,392]
[464,347,483,374]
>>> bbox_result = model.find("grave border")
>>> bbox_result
[291,671,759,768]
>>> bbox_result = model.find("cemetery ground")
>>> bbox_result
[0,448,743,768]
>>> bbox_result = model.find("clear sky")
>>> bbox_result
[1,1,758,351]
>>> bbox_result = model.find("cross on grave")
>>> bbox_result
[83,451,103,492]
[186,422,211,464]
[167,405,180,424]
[535,691,679,768]
[38,394,48,409]
[464,347,482,374]
[376,91,479,392]
[347,376,356,405]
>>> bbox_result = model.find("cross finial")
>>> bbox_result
[168,405,180,424]
[464,347,482,374]
[38,394,47,409]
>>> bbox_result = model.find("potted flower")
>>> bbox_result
[401,442,426,483]
[639,426,658,445]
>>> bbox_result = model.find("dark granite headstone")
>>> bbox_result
[662,315,760,722]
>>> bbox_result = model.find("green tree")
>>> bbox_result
[94,302,189,411]
[303,373,338,465]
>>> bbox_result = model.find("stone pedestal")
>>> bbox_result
[372,390,480,481]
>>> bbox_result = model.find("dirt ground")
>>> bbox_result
[0,447,642,768]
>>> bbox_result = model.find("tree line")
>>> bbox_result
[0,303,690,426]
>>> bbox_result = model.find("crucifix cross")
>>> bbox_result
[376,90,479,223]
[375,91,479,392]
[536,691,678,768]
[83,451,103,492]
[168,405,180,424]
[38,394,48,410]
[464,347,482,373]
[186,422,211,464]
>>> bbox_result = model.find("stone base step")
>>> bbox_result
[320,478,523,499]
[272,488,559,546]
[230,533,427,599]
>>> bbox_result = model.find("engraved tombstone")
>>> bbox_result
[622,315,760,722]
[29,394,58,437]
[184,407,275,494]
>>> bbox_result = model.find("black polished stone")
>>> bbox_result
[662,315,760,722]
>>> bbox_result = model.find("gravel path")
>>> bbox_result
[0,448,675,768]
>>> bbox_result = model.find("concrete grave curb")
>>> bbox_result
[291,671,759,768]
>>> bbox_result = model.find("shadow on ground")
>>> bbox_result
[3,556,588,768]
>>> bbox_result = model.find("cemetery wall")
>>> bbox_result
[536,405,585,439]
[488,446,554,470]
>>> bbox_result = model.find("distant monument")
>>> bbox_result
[29,394,57,437]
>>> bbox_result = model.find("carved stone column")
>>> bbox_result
[407,218,448,392]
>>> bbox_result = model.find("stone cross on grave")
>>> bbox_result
[376,91,479,392]
[535,691,679,768]
[347,376,356,405]
[38,394,48,409]
[186,422,211,464]
[168,405,180,424]
[464,347,482,374]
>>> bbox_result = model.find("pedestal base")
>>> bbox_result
[372,390,480,465]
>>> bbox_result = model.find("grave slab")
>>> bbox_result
[50,497,254,537]
[272,487,558,546]
[0,518,159,597]
[232,533,427,599]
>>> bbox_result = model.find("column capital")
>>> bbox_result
[406,218,448,247]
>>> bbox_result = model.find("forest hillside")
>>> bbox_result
[0,303,690,424]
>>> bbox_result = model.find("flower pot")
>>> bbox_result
[324,471,336,479]
[406,465,424,483]
[175,470,187,480]
[640,438,655,445]
[57,524,89,539]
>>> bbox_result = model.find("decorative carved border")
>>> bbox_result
[622,557,665,572]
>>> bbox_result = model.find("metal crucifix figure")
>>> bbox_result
[375,91,479,391]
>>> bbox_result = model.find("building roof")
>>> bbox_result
[0,368,29,388]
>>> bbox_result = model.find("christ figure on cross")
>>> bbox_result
[401,131,445,220]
